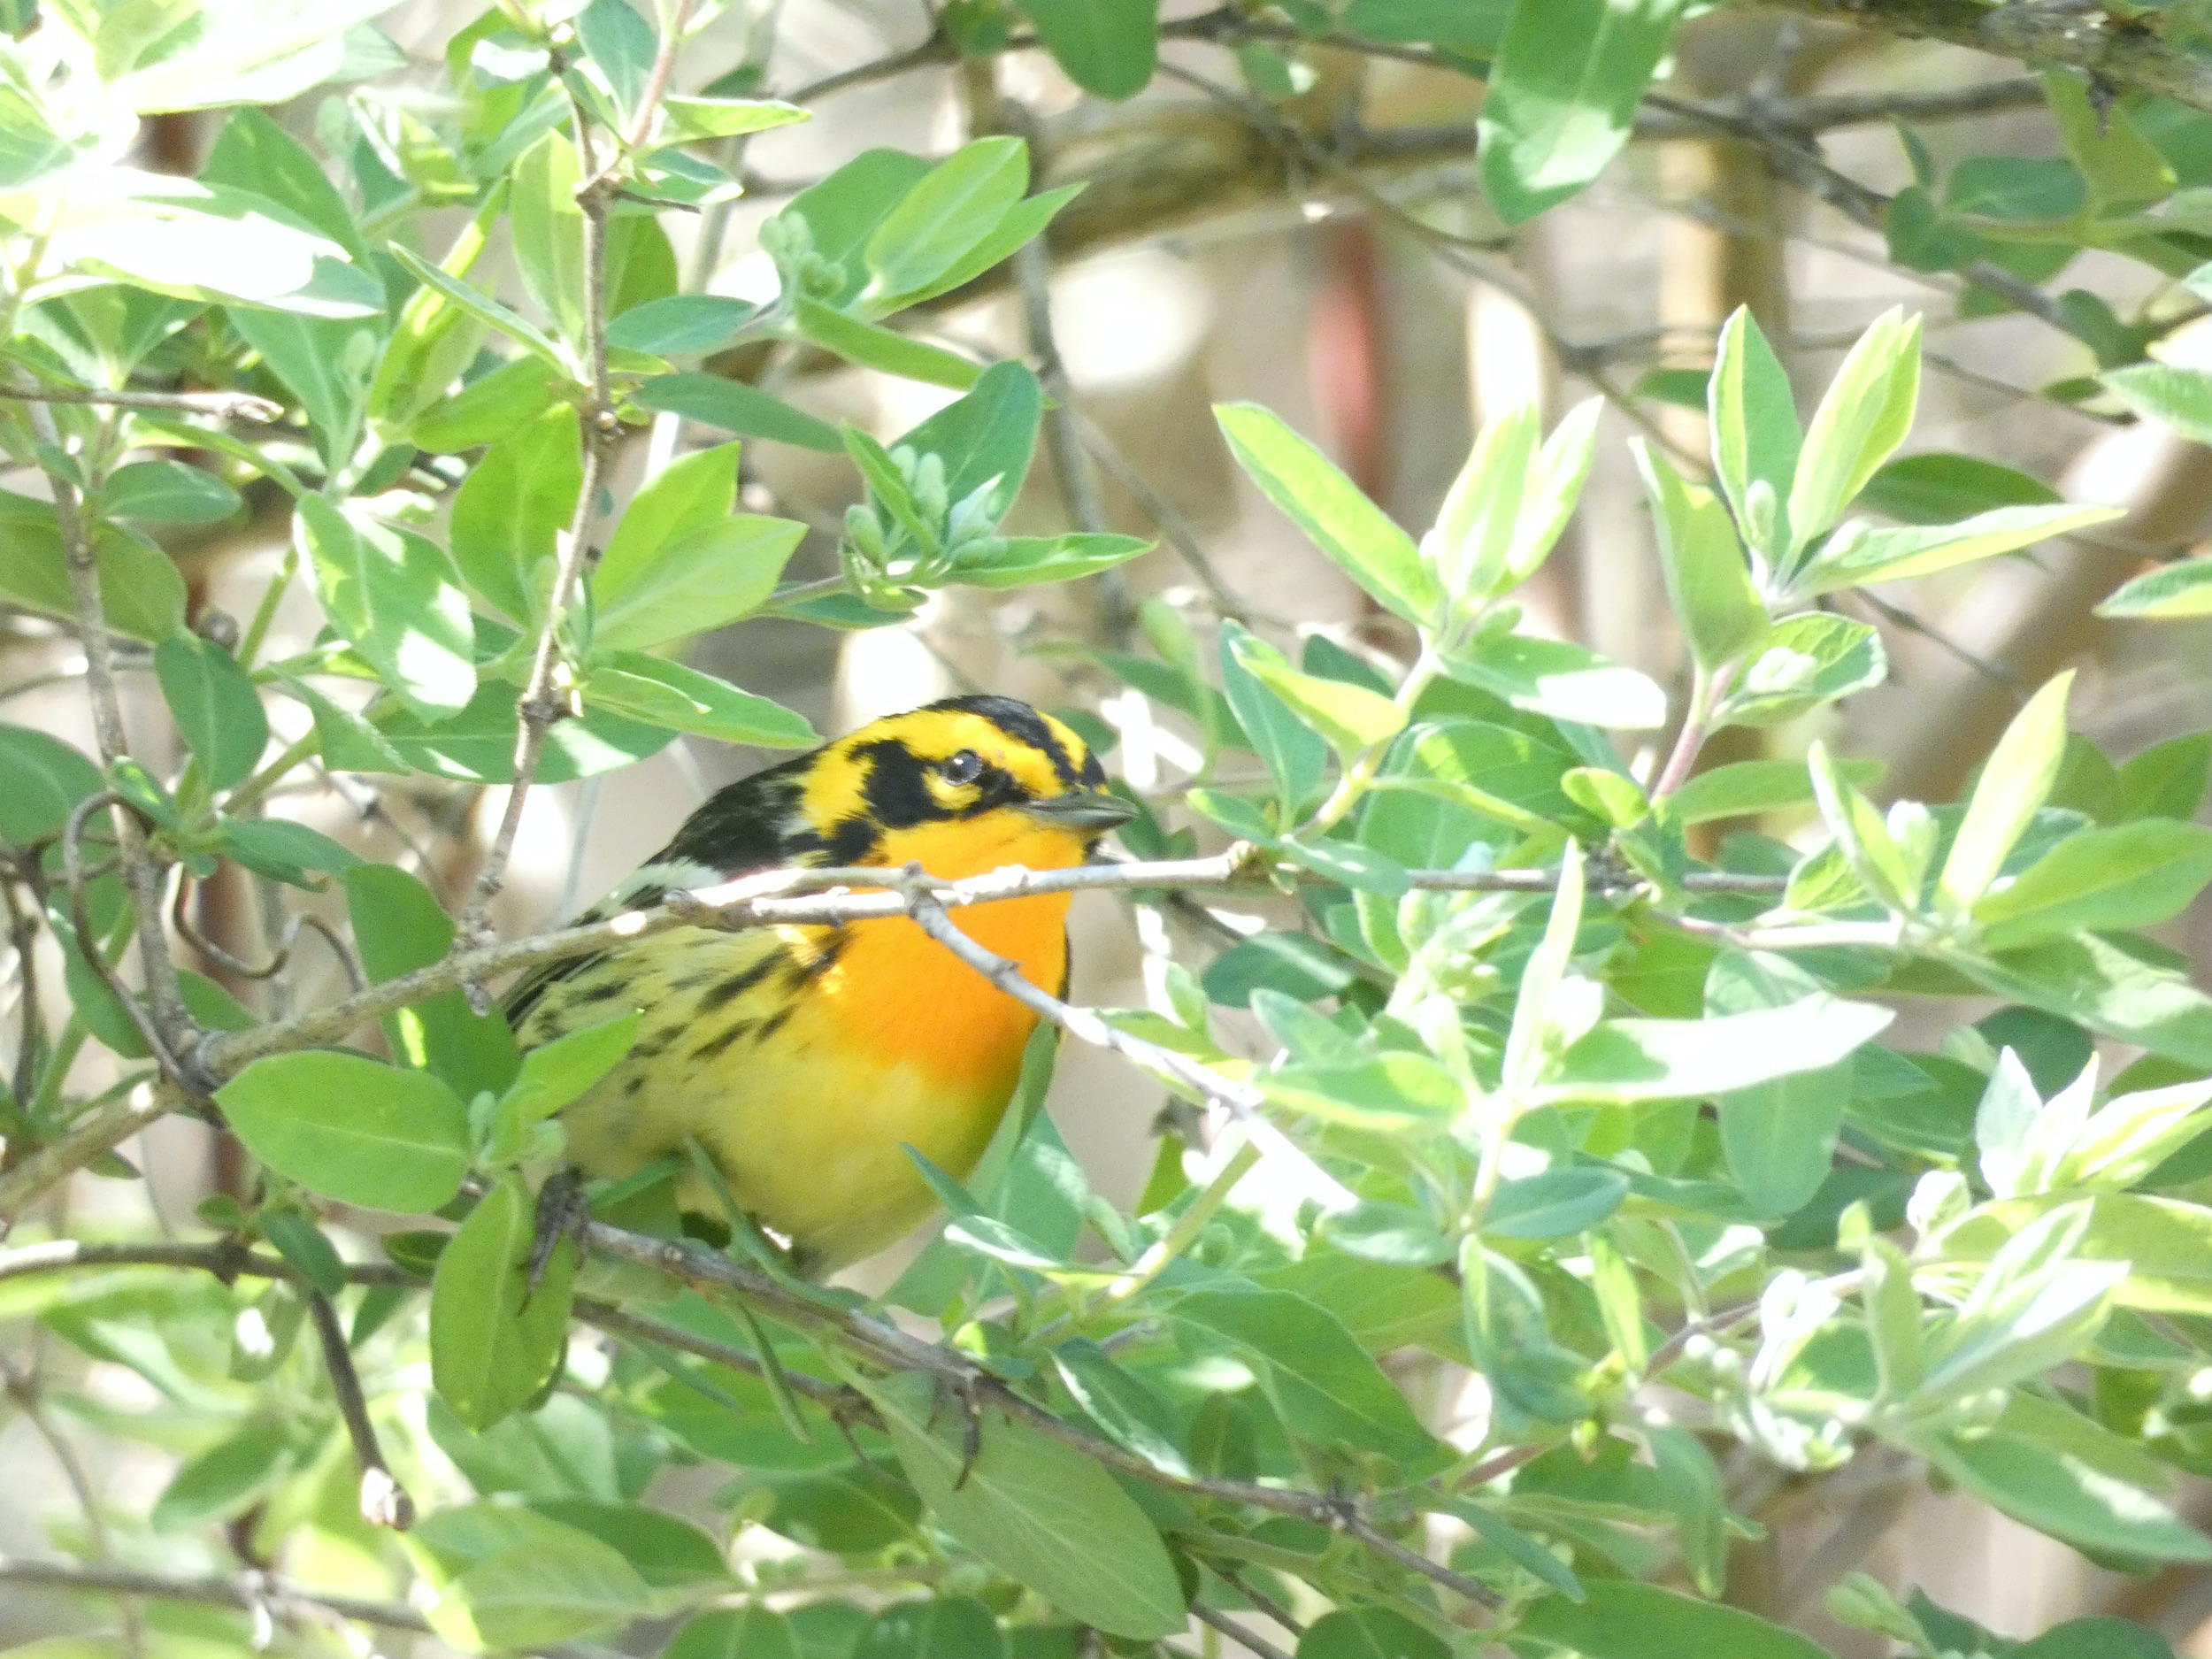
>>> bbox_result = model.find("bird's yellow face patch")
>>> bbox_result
[795,699,1118,867]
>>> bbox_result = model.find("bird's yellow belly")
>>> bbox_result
[547,887,1067,1272]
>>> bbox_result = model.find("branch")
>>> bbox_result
[1753,0,2212,114]
[0,1555,613,1658]
[0,1078,177,1236]
[36,410,203,1084]
[196,853,1786,1080]
[306,1290,413,1530]
[0,1235,1508,1614]
[0,384,281,422]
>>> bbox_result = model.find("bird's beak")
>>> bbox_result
[1024,788,1139,832]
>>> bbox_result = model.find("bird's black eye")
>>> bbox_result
[941,749,984,785]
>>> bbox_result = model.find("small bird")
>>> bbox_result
[506,695,1134,1276]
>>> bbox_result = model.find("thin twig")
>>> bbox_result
[3,1366,144,1658]
[306,1292,413,1530]
[201,851,1786,1079]
[61,792,180,1071]
[40,414,203,1084]
[0,384,282,422]
[0,1235,1510,1613]
[1192,1601,1294,1659]
[0,851,1793,1222]
[0,1555,614,1657]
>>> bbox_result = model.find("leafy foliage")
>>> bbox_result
[7,3,2212,1658]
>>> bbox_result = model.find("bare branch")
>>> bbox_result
[0,1555,614,1657]
[1755,0,2212,114]
[0,1234,1509,1613]
[0,1078,180,1237]
[0,383,282,422]
[306,1291,413,1530]
[39,415,203,1082]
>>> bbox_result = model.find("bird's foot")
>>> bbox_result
[525,1167,591,1301]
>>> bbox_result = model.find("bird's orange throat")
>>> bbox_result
[795,811,1087,1085]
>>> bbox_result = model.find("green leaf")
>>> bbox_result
[497,1011,639,1133]
[1050,1340,1191,1477]
[410,357,562,454]
[449,405,580,626]
[1215,403,1438,626]
[864,135,1030,304]
[602,439,738,579]
[259,1209,347,1296]
[375,681,673,783]
[58,180,384,319]
[511,131,588,351]
[867,1373,1186,1640]
[1799,503,2124,596]
[406,1504,653,1651]
[1202,933,1357,1008]
[1167,1286,1441,1460]
[1667,756,1880,826]
[1221,620,1326,814]
[1634,438,1766,671]
[1517,1581,1832,1659]
[150,1418,295,1530]
[153,634,267,793]
[526,1499,732,1588]
[274,672,406,773]
[432,1174,575,1431]
[345,863,519,1102]
[855,1597,1006,1659]
[1711,613,1886,729]
[0,492,187,642]
[1014,0,1160,100]
[1787,307,1921,560]
[1860,452,2061,524]
[1262,1051,1465,1131]
[219,816,361,888]
[1719,1060,1851,1217]
[1708,306,1801,564]
[214,1050,471,1212]
[1540,996,1893,1106]
[775,148,933,310]
[666,1609,800,1659]
[1946,1192,2212,1316]
[792,296,983,389]
[1956,932,2212,1070]
[1439,631,1668,729]
[1240,644,1406,764]
[2104,360,2212,444]
[660,95,808,142]
[1939,670,2074,912]
[104,459,242,525]
[582,654,818,747]
[2097,554,2212,620]
[295,495,476,723]
[101,0,407,112]
[2116,733,2212,821]
[592,514,805,650]
[1476,0,1685,224]
[0,725,103,845]
[2016,1620,2179,1659]
[897,360,1046,526]
[605,296,757,357]
[1485,1166,1630,1239]
[867,183,1085,314]
[1918,1415,2211,1563]
[945,532,1153,588]
[630,373,841,451]
[1977,820,2212,947]
[1294,1608,1448,1659]
[388,241,568,373]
